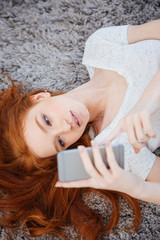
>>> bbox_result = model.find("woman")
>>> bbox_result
[0,19,160,239]
[56,20,160,205]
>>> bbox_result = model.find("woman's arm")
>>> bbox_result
[127,19,160,44]
[97,20,160,151]
[134,156,160,205]
[136,180,160,205]
[99,68,160,152]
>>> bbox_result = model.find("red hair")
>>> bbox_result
[0,73,141,239]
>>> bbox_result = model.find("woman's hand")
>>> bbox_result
[55,141,141,196]
[99,70,160,153]
[103,110,156,153]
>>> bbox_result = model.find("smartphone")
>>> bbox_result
[57,144,124,182]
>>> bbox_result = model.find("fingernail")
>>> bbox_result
[134,148,139,153]
[55,183,60,187]
[78,145,85,153]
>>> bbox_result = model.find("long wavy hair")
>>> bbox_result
[0,73,141,240]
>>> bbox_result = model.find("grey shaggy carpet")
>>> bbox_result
[0,0,160,239]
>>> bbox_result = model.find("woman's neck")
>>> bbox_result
[65,68,128,135]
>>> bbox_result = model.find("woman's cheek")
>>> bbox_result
[70,132,82,145]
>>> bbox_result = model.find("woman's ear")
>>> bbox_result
[30,92,51,102]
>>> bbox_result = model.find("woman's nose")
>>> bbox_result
[61,120,71,132]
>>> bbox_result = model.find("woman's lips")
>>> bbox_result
[70,111,83,127]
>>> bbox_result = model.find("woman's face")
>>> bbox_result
[23,92,90,158]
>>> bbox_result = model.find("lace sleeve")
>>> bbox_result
[85,25,129,45]
[125,143,156,180]
[82,25,132,79]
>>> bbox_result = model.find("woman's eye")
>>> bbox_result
[58,137,65,147]
[43,115,52,126]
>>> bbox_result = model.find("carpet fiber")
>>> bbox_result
[0,0,160,239]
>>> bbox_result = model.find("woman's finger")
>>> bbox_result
[107,120,125,142]
[55,179,93,188]
[141,113,156,138]
[105,143,120,173]
[126,116,144,151]
[98,120,125,146]
[77,145,103,182]
[133,114,150,143]
[91,140,111,178]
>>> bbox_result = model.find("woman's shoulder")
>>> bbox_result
[85,25,129,46]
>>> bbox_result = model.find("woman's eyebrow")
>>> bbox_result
[35,116,59,153]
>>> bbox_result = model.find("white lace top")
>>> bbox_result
[82,25,160,180]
